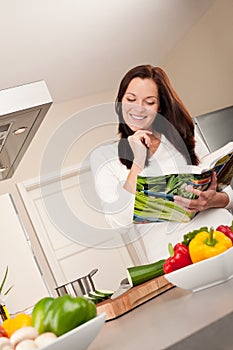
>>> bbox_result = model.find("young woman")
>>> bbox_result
[90,65,233,261]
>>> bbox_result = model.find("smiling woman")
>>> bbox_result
[90,64,233,262]
[121,77,160,132]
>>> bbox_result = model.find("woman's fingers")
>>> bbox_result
[128,130,152,169]
[208,171,217,190]
[174,171,218,212]
[128,129,152,147]
[174,196,197,212]
[175,186,228,213]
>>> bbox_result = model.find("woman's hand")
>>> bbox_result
[128,130,152,170]
[123,130,152,194]
[174,172,229,212]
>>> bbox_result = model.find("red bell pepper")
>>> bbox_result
[0,325,8,338]
[216,221,233,243]
[163,242,193,273]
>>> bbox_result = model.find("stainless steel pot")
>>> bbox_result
[55,268,98,297]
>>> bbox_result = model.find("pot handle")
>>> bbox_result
[88,268,98,278]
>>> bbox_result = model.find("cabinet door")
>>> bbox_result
[18,165,133,293]
[0,194,48,313]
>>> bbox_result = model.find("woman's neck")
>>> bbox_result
[148,132,161,157]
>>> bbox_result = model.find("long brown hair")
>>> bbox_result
[115,64,199,168]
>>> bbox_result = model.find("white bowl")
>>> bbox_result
[164,247,233,292]
[40,313,105,350]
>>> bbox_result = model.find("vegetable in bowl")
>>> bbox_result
[32,295,96,337]
[189,227,232,263]
[164,224,233,292]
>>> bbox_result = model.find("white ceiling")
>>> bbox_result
[0,0,215,104]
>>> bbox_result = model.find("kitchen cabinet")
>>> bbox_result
[18,162,134,294]
[0,193,48,314]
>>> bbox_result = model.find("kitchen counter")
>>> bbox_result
[89,277,233,349]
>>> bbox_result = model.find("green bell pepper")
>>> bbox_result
[31,296,54,334]
[43,295,96,336]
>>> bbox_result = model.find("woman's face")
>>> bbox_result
[121,77,160,132]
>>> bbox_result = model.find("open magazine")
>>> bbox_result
[133,142,233,224]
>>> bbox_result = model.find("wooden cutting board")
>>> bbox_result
[96,275,174,321]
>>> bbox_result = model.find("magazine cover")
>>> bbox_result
[133,171,213,224]
[213,152,233,190]
[133,142,233,224]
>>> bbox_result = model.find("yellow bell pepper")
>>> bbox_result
[1,313,32,337]
[189,227,232,263]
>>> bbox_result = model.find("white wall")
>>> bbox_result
[162,0,233,116]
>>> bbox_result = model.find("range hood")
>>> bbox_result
[0,81,53,180]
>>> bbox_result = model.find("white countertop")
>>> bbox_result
[89,277,233,349]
